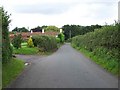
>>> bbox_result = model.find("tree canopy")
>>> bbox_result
[12,27,29,32]
[62,24,102,40]
[31,26,42,32]
[44,26,59,32]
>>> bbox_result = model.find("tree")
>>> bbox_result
[62,24,102,40]
[41,25,47,29]
[12,27,29,32]
[27,37,34,48]
[31,26,42,32]
[1,7,13,63]
[11,34,22,49]
[45,26,59,32]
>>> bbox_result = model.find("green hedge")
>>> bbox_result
[72,25,119,59]
[71,24,119,75]
[32,35,58,52]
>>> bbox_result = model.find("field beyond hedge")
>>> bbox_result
[71,24,119,76]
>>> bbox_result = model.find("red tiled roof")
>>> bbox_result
[9,32,59,39]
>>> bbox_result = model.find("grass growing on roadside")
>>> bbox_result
[2,58,25,88]
[13,47,39,55]
[13,42,62,55]
[72,45,119,76]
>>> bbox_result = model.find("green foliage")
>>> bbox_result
[12,27,29,32]
[32,35,58,52]
[71,24,119,76]
[56,37,60,43]
[66,38,72,42]
[11,34,22,49]
[31,35,39,47]
[72,25,119,54]
[13,47,38,55]
[2,58,25,88]
[27,37,34,48]
[1,7,13,63]
[44,26,59,32]
[58,33,65,43]
[62,24,102,40]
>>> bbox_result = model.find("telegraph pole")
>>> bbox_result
[69,30,71,39]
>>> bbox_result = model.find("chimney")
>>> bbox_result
[60,29,62,33]
[31,30,33,33]
[42,29,44,33]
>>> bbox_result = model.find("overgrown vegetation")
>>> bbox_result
[58,33,65,43]
[2,58,25,88]
[71,23,119,76]
[11,33,22,49]
[2,7,13,64]
[32,35,58,52]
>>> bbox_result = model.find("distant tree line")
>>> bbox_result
[11,24,102,40]
[12,27,29,32]
[62,24,102,40]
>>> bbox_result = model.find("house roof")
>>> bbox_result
[9,32,59,39]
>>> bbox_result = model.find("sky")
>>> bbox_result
[1,0,119,31]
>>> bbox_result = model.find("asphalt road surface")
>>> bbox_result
[8,43,118,88]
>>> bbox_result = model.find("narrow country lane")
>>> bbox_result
[8,43,118,88]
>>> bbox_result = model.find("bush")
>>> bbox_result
[2,7,13,63]
[32,35,58,52]
[11,34,22,49]
[56,38,60,43]
[58,33,65,43]
[32,35,39,47]
[27,37,34,48]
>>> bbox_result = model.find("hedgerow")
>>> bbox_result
[71,24,119,75]
[32,35,58,52]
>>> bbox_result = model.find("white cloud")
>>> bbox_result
[1,0,119,31]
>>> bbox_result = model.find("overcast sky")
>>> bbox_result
[1,0,119,31]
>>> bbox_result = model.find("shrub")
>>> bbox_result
[2,7,13,63]
[11,34,22,49]
[27,36,34,48]
[32,35,57,52]
[56,38,60,43]
[58,33,65,43]
[32,35,39,47]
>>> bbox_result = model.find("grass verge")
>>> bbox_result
[13,47,39,55]
[72,45,119,77]
[2,58,25,88]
